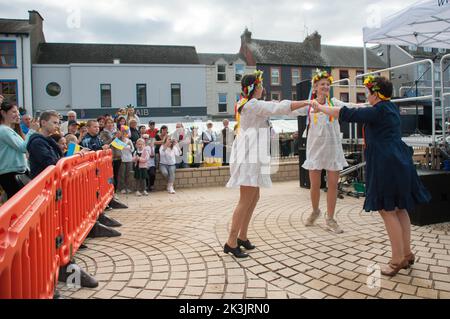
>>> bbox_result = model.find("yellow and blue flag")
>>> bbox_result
[66,142,81,156]
[111,138,127,150]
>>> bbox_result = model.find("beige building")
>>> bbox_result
[198,53,256,119]
[331,68,390,104]
[319,45,388,103]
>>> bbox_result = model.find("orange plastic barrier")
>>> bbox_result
[96,149,114,213]
[56,151,100,266]
[0,150,115,299]
[0,167,60,299]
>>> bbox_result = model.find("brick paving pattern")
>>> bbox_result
[58,181,450,299]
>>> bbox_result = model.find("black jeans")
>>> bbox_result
[147,167,156,190]
[113,159,122,190]
[0,172,25,200]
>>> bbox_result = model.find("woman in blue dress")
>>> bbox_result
[312,76,431,277]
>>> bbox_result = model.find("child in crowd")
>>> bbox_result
[133,138,150,196]
[118,129,134,194]
[143,134,157,192]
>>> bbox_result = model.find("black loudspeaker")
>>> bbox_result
[409,170,450,226]
[296,79,312,100]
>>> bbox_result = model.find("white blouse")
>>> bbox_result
[227,98,294,188]
[293,98,364,171]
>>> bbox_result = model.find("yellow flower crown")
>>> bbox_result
[364,75,390,101]
[312,69,333,84]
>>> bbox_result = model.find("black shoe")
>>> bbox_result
[223,244,249,258]
[237,238,256,250]
[79,243,88,250]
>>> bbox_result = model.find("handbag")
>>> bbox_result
[14,171,31,188]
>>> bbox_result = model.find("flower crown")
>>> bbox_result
[363,75,381,92]
[242,70,264,97]
[364,75,391,100]
[312,69,333,84]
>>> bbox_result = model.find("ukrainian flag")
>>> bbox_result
[111,138,127,150]
[66,142,81,156]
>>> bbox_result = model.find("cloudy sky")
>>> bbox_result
[2,0,415,53]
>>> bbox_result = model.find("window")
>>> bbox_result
[292,92,298,101]
[46,82,61,97]
[356,70,364,86]
[171,84,181,106]
[424,47,433,53]
[339,70,349,80]
[0,41,16,68]
[217,64,227,81]
[340,93,349,102]
[292,69,300,86]
[356,93,366,103]
[0,80,17,104]
[408,45,418,52]
[136,84,147,107]
[271,92,281,101]
[100,84,111,108]
[235,64,245,82]
[439,48,447,54]
[218,93,227,113]
[271,67,281,85]
[418,64,428,78]
[435,70,441,81]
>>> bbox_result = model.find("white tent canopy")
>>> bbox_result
[363,0,450,49]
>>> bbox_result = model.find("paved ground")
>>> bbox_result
[58,181,450,299]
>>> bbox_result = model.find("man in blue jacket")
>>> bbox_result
[80,120,110,151]
[27,110,63,179]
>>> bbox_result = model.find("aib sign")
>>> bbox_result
[438,0,449,6]
[134,108,151,117]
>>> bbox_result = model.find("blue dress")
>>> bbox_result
[339,101,431,212]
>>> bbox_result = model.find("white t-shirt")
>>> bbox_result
[159,145,181,166]
[146,145,156,168]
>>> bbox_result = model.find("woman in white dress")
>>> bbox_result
[298,70,356,233]
[224,71,313,258]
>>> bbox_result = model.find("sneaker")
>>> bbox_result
[136,191,142,197]
[169,187,176,194]
[143,191,149,196]
[120,189,127,194]
[127,189,133,194]
[326,218,344,234]
[304,210,321,226]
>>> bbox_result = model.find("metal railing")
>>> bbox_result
[399,85,450,97]
[331,78,359,147]
[440,54,450,144]
[355,59,437,146]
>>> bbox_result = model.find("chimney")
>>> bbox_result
[303,31,321,53]
[28,10,44,25]
[241,28,252,45]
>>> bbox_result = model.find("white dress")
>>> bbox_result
[226,99,293,188]
[294,98,354,171]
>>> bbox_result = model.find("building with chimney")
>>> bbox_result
[239,29,387,103]
[0,11,45,114]
[198,53,255,119]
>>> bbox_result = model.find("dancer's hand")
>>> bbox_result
[311,100,321,113]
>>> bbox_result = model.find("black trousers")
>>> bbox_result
[0,172,25,200]
[113,159,122,190]
[147,167,156,190]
